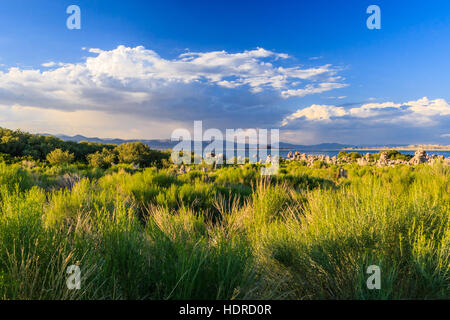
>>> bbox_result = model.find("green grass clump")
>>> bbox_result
[0,161,448,299]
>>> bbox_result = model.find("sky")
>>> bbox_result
[0,0,449,145]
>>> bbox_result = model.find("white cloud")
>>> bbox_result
[41,61,69,68]
[0,45,345,109]
[406,97,450,116]
[349,101,402,118]
[281,82,348,98]
[281,104,347,125]
[282,97,450,126]
[326,96,347,100]
[42,62,57,67]
[280,97,450,144]
[75,45,341,92]
[0,45,346,137]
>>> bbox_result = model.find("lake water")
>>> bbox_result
[219,149,450,160]
[277,149,450,159]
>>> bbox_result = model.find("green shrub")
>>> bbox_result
[87,148,117,169]
[0,160,448,300]
[47,149,75,166]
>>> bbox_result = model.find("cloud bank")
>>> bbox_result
[281,97,450,144]
[0,45,347,139]
[0,45,448,144]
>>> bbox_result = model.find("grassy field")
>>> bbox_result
[0,160,449,300]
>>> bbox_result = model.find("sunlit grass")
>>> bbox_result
[0,162,448,299]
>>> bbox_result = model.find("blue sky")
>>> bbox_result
[0,0,449,144]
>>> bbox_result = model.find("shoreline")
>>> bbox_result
[343,147,450,151]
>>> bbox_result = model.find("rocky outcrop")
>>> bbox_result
[357,156,369,166]
[331,156,338,165]
[284,149,449,167]
[377,152,389,167]
[409,149,428,165]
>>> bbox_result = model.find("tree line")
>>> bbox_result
[0,127,170,168]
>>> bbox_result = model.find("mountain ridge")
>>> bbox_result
[46,134,354,151]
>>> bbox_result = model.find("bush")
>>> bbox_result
[338,151,362,160]
[115,142,169,168]
[46,149,74,166]
[383,150,413,161]
[0,127,109,162]
[87,148,117,169]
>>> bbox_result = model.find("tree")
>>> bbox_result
[115,142,152,167]
[338,151,362,160]
[46,149,74,165]
[0,127,111,162]
[383,150,412,161]
[87,148,117,169]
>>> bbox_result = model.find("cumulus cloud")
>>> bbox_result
[0,45,346,137]
[282,104,347,125]
[41,62,68,68]
[77,46,341,94]
[4,45,447,145]
[282,97,450,125]
[41,62,57,68]
[281,82,348,98]
[281,97,450,144]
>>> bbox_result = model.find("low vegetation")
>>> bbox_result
[0,128,448,299]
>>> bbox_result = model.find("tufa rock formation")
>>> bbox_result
[409,149,428,165]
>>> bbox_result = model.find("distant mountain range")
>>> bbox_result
[48,134,354,151]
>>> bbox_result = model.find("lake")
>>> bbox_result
[277,149,450,159]
[215,148,450,160]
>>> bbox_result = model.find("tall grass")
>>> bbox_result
[0,161,448,299]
